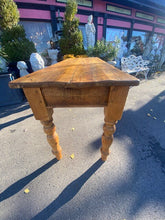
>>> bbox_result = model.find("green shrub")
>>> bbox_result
[87,39,119,61]
[1,25,36,62]
[1,25,26,43]
[0,0,36,63]
[59,0,85,56]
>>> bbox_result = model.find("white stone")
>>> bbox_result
[30,53,45,72]
[48,49,59,65]
[85,15,96,48]
[17,61,29,77]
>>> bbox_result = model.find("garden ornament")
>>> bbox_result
[85,15,96,48]
[30,53,45,72]
[48,49,59,65]
[17,61,29,77]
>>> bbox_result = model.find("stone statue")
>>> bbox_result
[30,53,45,72]
[17,61,29,77]
[48,49,59,65]
[85,15,96,48]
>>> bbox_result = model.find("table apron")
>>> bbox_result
[41,86,110,107]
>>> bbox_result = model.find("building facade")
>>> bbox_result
[14,0,165,61]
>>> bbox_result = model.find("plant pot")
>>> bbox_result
[0,73,25,107]
[8,62,20,78]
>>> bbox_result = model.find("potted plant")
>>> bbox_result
[87,39,119,65]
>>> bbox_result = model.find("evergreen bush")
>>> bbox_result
[1,25,36,62]
[59,0,85,56]
[0,0,19,30]
[0,0,36,63]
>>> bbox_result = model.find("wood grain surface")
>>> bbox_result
[9,57,139,88]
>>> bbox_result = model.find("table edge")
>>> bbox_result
[9,79,140,89]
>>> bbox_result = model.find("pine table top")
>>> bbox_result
[9,57,139,89]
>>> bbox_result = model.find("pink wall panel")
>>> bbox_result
[19,9,51,20]
[15,0,165,30]
[55,12,88,23]
[107,19,131,28]
[55,12,88,24]
[76,14,88,23]
[154,27,165,34]
[134,23,153,31]
[97,25,103,40]
[93,0,106,12]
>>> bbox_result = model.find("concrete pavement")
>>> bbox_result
[0,72,165,220]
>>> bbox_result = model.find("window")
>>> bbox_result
[106,28,128,59]
[106,4,131,16]
[136,12,154,21]
[56,0,92,7]
[157,17,165,24]
[20,21,53,53]
[130,30,150,56]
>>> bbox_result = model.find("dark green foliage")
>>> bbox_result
[87,40,119,61]
[0,0,36,63]
[59,0,85,56]
[1,25,36,62]
[1,38,36,62]
[0,0,19,30]
[1,25,26,44]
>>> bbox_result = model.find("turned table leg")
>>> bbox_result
[41,116,62,160]
[101,114,117,161]
[101,86,129,161]
[23,88,62,160]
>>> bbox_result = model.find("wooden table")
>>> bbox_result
[9,57,139,161]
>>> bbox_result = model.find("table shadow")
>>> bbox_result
[0,101,30,118]
[0,158,58,202]
[31,159,104,220]
[0,113,33,130]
